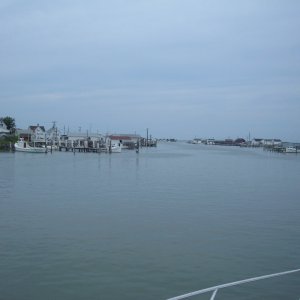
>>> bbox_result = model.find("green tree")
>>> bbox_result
[1,116,16,134]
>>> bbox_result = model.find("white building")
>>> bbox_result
[46,125,61,145]
[0,119,10,137]
[64,132,105,148]
[107,134,141,149]
[251,138,263,147]
[262,139,282,146]
[251,138,282,147]
[29,124,46,143]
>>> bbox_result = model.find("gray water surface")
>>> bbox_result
[1,143,300,299]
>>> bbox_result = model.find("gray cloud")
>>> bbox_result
[1,0,300,140]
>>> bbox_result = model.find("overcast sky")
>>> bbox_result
[1,0,300,140]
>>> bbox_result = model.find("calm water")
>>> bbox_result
[1,142,300,300]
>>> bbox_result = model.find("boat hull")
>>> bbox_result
[14,141,46,153]
[111,146,122,153]
[15,146,46,153]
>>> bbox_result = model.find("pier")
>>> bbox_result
[263,145,300,153]
[58,145,108,153]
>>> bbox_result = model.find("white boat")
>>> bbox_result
[192,138,202,144]
[45,145,58,151]
[14,138,46,153]
[285,146,297,153]
[110,143,122,153]
[106,139,122,153]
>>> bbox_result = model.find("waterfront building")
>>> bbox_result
[29,124,46,143]
[108,134,141,149]
[16,129,32,141]
[0,119,10,138]
[262,139,282,146]
[63,132,105,149]
[234,138,246,145]
[46,123,60,146]
[251,138,264,147]
[251,138,282,147]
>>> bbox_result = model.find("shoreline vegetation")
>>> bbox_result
[0,116,17,151]
[0,136,18,151]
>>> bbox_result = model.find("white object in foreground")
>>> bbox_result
[166,268,300,300]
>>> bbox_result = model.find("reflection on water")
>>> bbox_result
[0,153,15,200]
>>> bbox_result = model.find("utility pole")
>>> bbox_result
[146,128,149,147]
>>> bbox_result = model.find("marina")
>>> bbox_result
[1,1,300,299]
[1,122,158,153]
[1,119,298,156]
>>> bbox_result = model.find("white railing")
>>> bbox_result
[166,268,300,300]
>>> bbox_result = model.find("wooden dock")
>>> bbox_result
[264,145,300,153]
[58,146,107,153]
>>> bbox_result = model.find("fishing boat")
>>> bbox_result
[14,138,46,153]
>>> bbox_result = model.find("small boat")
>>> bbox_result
[192,138,202,144]
[45,145,58,151]
[285,146,297,153]
[14,138,46,153]
[110,143,122,153]
[106,139,122,153]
